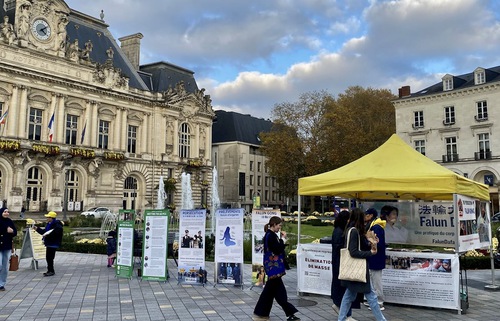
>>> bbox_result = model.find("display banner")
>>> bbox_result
[118,209,136,222]
[383,251,460,310]
[297,243,332,296]
[251,209,281,269]
[361,201,458,246]
[178,209,207,284]
[456,195,491,252]
[141,209,169,281]
[20,228,46,269]
[116,220,134,279]
[214,208,244,285]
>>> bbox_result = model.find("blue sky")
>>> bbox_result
[65,0,500,119]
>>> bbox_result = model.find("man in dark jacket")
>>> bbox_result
[365,207,387,311]
[0,207,17,290]
[33,211,63,277]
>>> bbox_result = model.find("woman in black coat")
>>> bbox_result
[331,210,360,319]
[0,207,17,291]
[338,208,387,321]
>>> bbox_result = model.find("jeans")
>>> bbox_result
[0,249,12,287]
[369,269,384,304]
[338,286,386,321]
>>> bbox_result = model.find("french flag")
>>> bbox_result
[80,120,87,144]
[0,109,8,125]
[48,112,55,142]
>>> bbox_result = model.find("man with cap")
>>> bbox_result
[33,211,63,276]
[364,207,387,311]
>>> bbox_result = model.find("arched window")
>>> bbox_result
[26,167,43,202]
[179,122,190,158]
[123,176,138,209]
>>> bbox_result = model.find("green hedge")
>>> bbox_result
[460,256,493,270]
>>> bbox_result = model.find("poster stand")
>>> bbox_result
[19,228,46,270]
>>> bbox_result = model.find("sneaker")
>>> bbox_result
[346,317,358,321]
[0,286,5,291]
[363,301,369,307]
[252,314,269,321]
[287,315,301,321]
[332,304,340,314]
[43,272,55,277]
[367,304,385,311]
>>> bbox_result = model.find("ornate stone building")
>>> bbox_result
[0,0,214,213]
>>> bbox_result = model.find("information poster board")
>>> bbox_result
[214,208,244,285]
[20,228,46,269]
[141,209,169,282]
[251,209,280,280]
[383,250,460,310]
[178,209,207,284]
[119,209,136,222]
[116,220,134,279]
[297,243,332,295]
[455,194,491,252]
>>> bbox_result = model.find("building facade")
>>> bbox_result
[393,66,500,212]
[0,0,214,213]
[211,110,290,213]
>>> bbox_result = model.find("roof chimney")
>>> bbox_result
[398,85,411,98]
[118,33,143,70]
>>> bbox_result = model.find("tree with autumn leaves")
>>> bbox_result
[260,86,396,204]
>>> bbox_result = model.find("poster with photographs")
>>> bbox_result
[214,208,244,285]
[383,251,460,310]
[141,209,169,281]
[251,209,280,282]
[456,194,491,252]
[116,220,134,279]
[178,209,207,284]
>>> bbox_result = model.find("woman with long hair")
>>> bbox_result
[338,208,387,321]
[331,210,359,320]
[253,216,300,321]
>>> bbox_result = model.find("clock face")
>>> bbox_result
[31,19,51,41]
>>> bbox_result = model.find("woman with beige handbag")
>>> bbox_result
[0,207,17,291]
[337,208,387,321]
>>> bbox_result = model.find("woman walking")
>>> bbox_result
[0,207,17,291]
[253,216,300,321]
[331,210,359,320]
[338,208,387,321]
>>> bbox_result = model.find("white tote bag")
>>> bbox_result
[338,227,367,283]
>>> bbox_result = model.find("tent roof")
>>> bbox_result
[298,134,489,201]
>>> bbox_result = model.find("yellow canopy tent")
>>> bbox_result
[298,134,489,201]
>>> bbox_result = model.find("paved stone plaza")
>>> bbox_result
[0,252,499,320]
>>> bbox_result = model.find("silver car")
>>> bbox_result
[80,207,111,218]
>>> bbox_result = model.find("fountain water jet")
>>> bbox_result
[181,172,194,209]
[156,176,166,209]
[211,167,220,233]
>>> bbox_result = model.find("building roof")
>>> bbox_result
[410,65,500,98]
[212,110,273,145]
[0,0,202,94]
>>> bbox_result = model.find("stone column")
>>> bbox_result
[82,100,92,146]
[55,94,65,143]
[91,103,99,147]
[121,107,128,151]
[194,122,200,158]
[141,112,149,154]
[17,86,28,139]
[6,85,18,137]
[113,107,122,150]
[173,119,179,157]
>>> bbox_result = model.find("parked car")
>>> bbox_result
[492,212,500,223]
[80,207,111,218]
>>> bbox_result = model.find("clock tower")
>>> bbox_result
[15,0,70,57]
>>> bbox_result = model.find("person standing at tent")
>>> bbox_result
[338,208,387,321]
[33,211,63,276]
[331,210,360,320]
[364,207,387,311]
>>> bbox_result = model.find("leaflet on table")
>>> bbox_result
[178,209,206,284]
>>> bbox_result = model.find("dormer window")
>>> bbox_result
[474,68,486,85]
[443,76,453,91]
